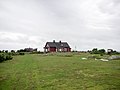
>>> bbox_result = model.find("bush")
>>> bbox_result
[8,52,25,56]
[0,53,13,62]
[91,48,106,55]
[30,51,44,54]
[19,52,25,55]
[0,54,5,62]
[5,54,13,60]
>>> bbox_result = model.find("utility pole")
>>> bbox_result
[75,46,77,52]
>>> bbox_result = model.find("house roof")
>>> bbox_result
[45,41,70,48]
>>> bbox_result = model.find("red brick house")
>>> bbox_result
[44,40,71,52]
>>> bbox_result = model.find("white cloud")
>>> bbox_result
[0,32,46,50]
[0,0,120,51]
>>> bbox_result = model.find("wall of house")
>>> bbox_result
[67,48,71,52]
[49,47,56,52]
[62,48,71,52]
[46,47,71,52]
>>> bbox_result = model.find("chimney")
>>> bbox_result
[53,40,55,43]
[59,40,61,43]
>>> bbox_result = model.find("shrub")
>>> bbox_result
[5,54,13,60]
[19,52,25,55]
[91,48,106,55]
[37,51,44,54]
[0,54,5,62]
[0,53,13,62]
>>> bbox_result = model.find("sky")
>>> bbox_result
[0,0,120,51]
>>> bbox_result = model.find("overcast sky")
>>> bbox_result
[0,0,120,51]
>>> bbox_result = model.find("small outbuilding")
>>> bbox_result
[107,49,113,55]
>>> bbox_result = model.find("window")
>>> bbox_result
[64,48,67,51]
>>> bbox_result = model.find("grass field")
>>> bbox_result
[0,53,120,90]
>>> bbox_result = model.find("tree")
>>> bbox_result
[5,50,8,53]
[11,50,15,53]
[111,50,120,55]
[91,48,106,55]
[98,49,106,56]
[1,50,4,53]
[91,48,98,54]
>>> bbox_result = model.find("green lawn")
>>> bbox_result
[0,53,120,90]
